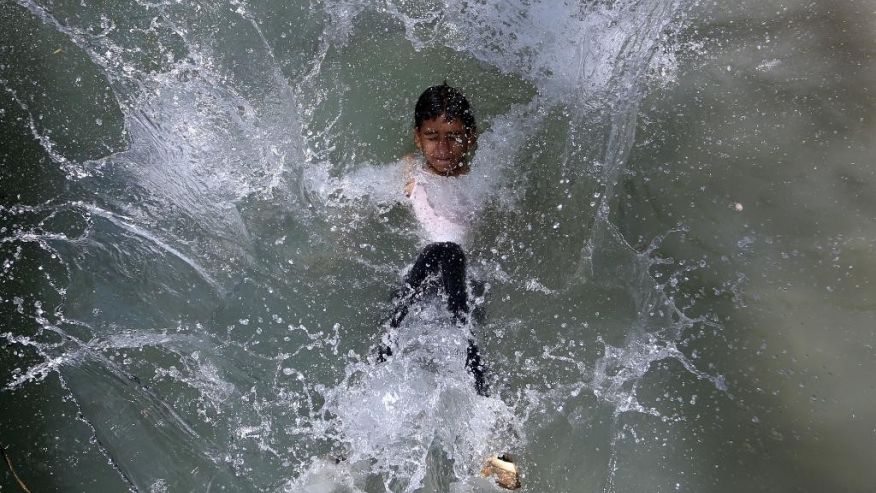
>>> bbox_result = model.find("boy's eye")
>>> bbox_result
[422,133,465,144]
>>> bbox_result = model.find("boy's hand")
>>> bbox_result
[403,155,416,197]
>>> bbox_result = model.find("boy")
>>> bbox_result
[376,83,484,390]
[378,83,521,490]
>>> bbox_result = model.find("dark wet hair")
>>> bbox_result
[414,83,476,132]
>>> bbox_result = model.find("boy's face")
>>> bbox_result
[414,116,476,175]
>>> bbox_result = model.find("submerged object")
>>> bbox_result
[481,454,521,490]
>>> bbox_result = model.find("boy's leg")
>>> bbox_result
[435,242,468,323]
[388,243,440,328]
[382,242,487,395]
[466,340,488,396]
[379,243,446,359]
[390,242,466,327]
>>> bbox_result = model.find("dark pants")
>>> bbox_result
[379,242,487,396]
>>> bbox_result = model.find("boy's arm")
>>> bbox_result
[403,154,416,197]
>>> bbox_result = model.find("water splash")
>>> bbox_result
[0,0,732,490]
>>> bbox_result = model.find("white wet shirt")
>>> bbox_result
[406,158,480,245]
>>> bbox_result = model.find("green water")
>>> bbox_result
[1,0,874,491]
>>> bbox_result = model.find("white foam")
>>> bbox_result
[320,309,518,491]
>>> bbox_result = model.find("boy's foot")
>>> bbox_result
[481,454,521,490]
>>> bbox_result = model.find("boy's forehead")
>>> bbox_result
[418,116,467,132]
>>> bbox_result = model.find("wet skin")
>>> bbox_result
[414,117,476,176]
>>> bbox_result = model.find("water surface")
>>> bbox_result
[1,0,874,491]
